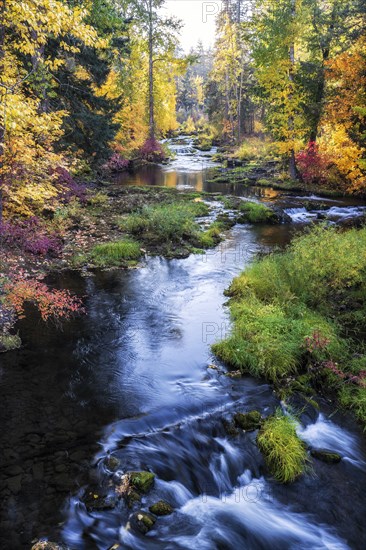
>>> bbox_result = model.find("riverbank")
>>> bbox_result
[1,181,285,352]
[213,224,366,428]
[208,159,358,198]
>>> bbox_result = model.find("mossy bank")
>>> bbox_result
[213,224,366,427]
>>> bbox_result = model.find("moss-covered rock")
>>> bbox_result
[128,471,155,493]
[130,511,156,534]
[82,490,117,512]
[234,411,262,431]
[149,500,174,516]
[310,448,342,464]
[116,471,155,507]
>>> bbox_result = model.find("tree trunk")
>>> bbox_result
[148,0,155,139]
[309,47,329,142]
[288,0,298,179]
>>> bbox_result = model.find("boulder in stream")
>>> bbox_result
[116,471,155,508]
[130,511,156,534]
[104,455,120,472]
[82,489,117,511]
[149,500,174,516]
[310,448,342,464]
[234,411,262,431]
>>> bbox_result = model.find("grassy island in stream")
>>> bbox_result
[213,225,366,427]
[68,187,225,268]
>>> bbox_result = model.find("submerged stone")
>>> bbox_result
[83,490,117,511]
[105,455,120,472]
[130,511,156,534]
[149,500,173,516]
[225,370,242,379]
[222,419,240,437]
[311,448,342,464]
[234,411,262,431]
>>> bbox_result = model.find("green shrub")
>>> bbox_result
[257,412,308,483]
[90,239,141,267]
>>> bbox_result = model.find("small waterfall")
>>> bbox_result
[284,207,316,223]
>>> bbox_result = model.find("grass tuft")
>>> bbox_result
[257,412,308,483]
[118,201,209,244]
[90,239,141,267]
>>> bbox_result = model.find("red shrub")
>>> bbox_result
[103,153,130,173]
[0,217,62,256]
[3,271,83,321]
[55,166,87,203]
[296,142,333,185]
[139,138,167,162]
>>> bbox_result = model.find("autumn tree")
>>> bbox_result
[0,0,98,218]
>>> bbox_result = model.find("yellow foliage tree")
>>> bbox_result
[319,37,366,191]
[0,0,98,218]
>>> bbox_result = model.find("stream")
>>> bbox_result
[1,136,366,549]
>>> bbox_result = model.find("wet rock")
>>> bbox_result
[7,475,22,494]
[55,464,67,473]
[53,473,73,489]
[31,542,69,550]
[5,465,23,476]
[69,450,87,462]
[234,411,262,431]
[124,471,155,493]
[32,462,44,480]
[116,471,155,507]
[310,448,342,464]
[130,511,156,535]
[222,419,240,437]
[225,370,242,379]
[149,500,173,516]
[105,455,120,472]
[83,489,117,511]
[208,364,220,371]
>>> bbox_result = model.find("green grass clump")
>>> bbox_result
[118,201,209,244]
[213,296,343,382]
[213,225,366,425]
[238,201,278,224]
[90,239,141,267]
[257,412,308,483]
[196,224,222,248]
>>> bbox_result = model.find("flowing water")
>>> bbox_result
[1,137,366,549]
